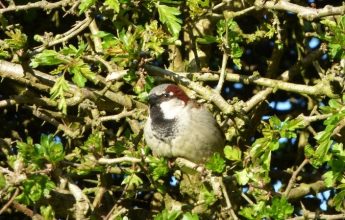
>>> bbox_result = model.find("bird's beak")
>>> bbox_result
[147,94,159,106]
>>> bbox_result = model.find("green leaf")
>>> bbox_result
[138,91,149,102]
[197,35,218,44]
[145,75,155,92]
[82,132,103,152]
[69,61,96,87]
[323,171,335,187]
[61,42,87,57]
[17,174,55,205]
[182,212,199,220]
[154,209,181,220]
[0,172,6,189]
[200,185,217,206]
[79,0,96,15]
[105,0,120,13]
[235,169,249,185]
[285,118,304,131]
[250,137,268,159]
[79,63,96,81]
[319,15,345,60]
[269,116,281,129]
[40,205,55,220]
[30,50,65,68]
[314,139,332,164]
[224,145,242,161]
[332,143,345,156]
[217,19,244,69]
[269,197,294,219]
[123,70,138,83]
[50,76,69,114]
[333,184,345,211]
[51,76,68,96]
[17,137,36,163]
[148,157,169,181]
[187,0,209,18]
[329,99,342,109]
[122,173,143,188]
[239,201,266,219]
[205,153,225,173]
[304,144,315,159]
[0,50,10,59]
[39,134,65,163]
[261,150,272,170]
[156,4,182,37]
[4,29,27,50]
[72,70,87,87]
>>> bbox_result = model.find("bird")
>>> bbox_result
[144,83,225,163]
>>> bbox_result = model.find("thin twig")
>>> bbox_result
[0,188,19,214]
[223,6,256,19]
[220,178,238,220]
[283,159,309,197]
[244,88,273,113]
[34,17,93,52]
[332,118,345,137]
[241,192,254,205]
[215,30,229,93]
[12,201,44,220]
[98,156,143,164]
[99,109,137,122]
[27,106,81,138]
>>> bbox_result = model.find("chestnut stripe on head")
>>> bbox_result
[165,84,190,104]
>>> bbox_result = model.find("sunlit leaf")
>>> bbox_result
[205,153,225,173]
[156,4,182,37]
[224,145,242,161]
[79,0,96,15]
[30,50,65,68]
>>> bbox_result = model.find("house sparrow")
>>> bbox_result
[144,84,225,163]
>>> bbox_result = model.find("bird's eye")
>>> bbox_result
[163,93,169,98]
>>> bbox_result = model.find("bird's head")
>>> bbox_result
[147,84,190,120]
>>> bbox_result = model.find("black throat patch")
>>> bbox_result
[150,104,177,140]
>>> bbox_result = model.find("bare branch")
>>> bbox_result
[254,0,345,21]
[178,71,338,98]
[88,16,103,53]
[0,95,57,109]
[286,212,345,220]
[243,88,273,113]
[287,180,326,200]
[98,156,142,164]
[99,109,139,122]
[67,180,92,219]
[0,0,73,14]
[297,113,332,126]
[0,60,133,108]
